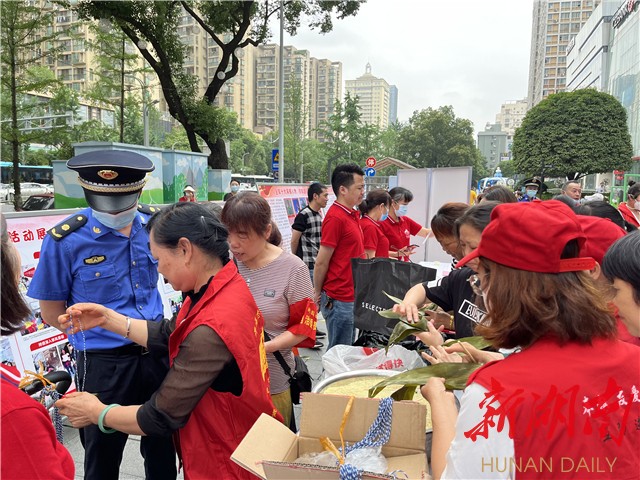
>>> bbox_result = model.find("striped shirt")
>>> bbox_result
[236,251,314,394]
[291,206,323,269]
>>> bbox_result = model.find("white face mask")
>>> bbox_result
[633,200,640,210]
[93,204,138,230]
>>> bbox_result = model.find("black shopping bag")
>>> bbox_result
[352,258,436,335]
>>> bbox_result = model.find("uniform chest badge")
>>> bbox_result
[84,255,106,265]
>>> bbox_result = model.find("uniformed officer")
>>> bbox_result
[28,150,177,480]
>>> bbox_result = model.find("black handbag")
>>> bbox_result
[351,257,437,335]
[265,331,312,404]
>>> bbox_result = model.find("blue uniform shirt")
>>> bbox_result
[28,208,164,350]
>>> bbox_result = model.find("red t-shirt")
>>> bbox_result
[362,215,390,258]
[1,380,75,480]
[380,215,423,261]
[320,202,364,302]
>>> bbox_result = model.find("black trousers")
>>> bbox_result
[77,346,177,480]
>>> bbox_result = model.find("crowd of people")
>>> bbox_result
[2,148,639,480]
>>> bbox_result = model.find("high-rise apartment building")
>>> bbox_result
[478,123,509,172]
[345,63,391,129]
[527,0,600,109]
[388,85,398,125]
[495,99,528,136]
[312,59,342,141]
[255,45,342,139]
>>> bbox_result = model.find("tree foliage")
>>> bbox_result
[72,0,362,170]
[1,0,65,206]
[512,89,633,181]
[396,106,488,181]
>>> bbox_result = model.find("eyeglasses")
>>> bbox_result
[468,273,489,296]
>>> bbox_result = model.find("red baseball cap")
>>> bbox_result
[457,201,596,273]
[577,216,626,264]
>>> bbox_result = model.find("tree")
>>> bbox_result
[86,22,150,143]
[512,89,633,181]
[73,1,362,169]
[397,106,484,170]
[1,0,64,207]
[284,73,307,181]
[317,92,364,177]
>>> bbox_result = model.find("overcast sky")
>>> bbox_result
[279,0,534,136]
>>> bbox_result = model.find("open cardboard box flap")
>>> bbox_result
[232,393,428,480]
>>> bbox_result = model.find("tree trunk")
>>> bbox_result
[9,29,22,210]
[208,138,229,170]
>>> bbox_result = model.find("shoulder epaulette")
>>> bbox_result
[137,204,162,215]
[47,214,87,241]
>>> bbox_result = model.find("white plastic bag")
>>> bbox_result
[322,345,424,378]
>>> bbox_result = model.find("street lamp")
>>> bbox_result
[128,75,157,147]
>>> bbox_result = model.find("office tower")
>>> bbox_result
[477,124,509,172]
[388,85,398,125]
[527,0,600,109]
[345,63,391,129]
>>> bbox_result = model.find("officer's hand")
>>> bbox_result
[60,303,111,334]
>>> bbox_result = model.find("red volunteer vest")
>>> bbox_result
[169,261,282,480]
[468,337,640,479]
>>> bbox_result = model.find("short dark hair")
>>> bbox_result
[628,180,640,199]
[147,203,230,265]
[454,201,500,237]
[359,189,391,215]
[481,185,517,204]
[562,180,581,192]
[2,214,31,335]
[430,202,469,238]
[574,200,630,231]
[308,182,327,202]
[221,191,271,236]
[603,231,640,304]
[331,164,364,195]
[388,187,413,203]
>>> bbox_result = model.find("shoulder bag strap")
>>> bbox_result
[264,330,293,378]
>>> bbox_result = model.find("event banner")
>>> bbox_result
[257,183,335,253]
[2,212,181,390]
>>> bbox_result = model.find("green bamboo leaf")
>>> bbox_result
[390,385,417,401]
[368,363,482,396]
[385,318,428,353]
[382,291,405,305]
[419,303,439,312]
[443,336,492,351]
[378,309,404,319]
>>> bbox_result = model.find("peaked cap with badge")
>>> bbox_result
[67,150,154,213]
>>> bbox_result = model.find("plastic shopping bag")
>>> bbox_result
[322,344,424,378]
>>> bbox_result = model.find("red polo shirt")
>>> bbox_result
[320,202,364,302]
[362,215,390,258]
[380,215,423,261]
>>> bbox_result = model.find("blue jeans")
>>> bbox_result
[320,292,355,350]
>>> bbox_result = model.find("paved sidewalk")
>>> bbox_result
[63,318,328,479]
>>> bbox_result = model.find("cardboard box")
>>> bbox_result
[232,393,428,480]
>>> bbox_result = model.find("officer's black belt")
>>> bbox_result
[83,344,148,356]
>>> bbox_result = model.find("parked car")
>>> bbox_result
[20,193,55,211]
[0,182,53,202]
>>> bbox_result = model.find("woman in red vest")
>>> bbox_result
[56,203,282,479]
[422,201,639,480]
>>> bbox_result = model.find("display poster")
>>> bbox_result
[257,184,335,253]
[3,211,181,392]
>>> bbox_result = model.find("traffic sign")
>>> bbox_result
[366,156,377,168]
[272,149,279,172]
[364,167,376,177]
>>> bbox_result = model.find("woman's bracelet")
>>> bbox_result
[98,403,120,434]
[123,317,131,339]
[449,314,455,330]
